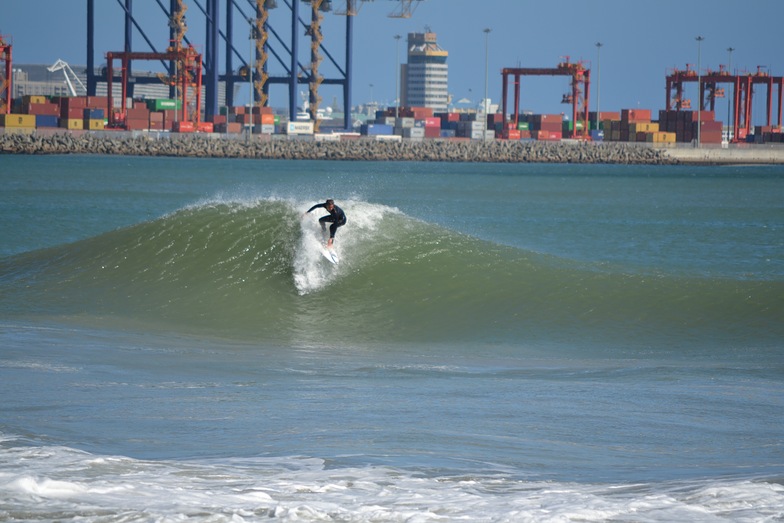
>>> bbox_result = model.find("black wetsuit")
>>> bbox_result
[307,203,347,239]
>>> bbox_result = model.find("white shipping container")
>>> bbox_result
[285,121,315,135]
[398,117,415,128]
[314,133,340,142]
[470,129,495,140]
[402,127,425,139]
[374,134,402,142]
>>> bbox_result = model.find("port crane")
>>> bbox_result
[0,35,11,114]
[666,63,783,142]
[501,57,591,139]
[47,59,87,97]
[332,0,424,18]
[88,0,424,131]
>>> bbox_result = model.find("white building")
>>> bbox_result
[401,31,448,112]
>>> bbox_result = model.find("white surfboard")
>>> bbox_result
[320,246,339,265]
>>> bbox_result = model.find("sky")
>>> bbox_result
[3,0,782,121]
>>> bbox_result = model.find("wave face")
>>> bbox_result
[1,198,781,347]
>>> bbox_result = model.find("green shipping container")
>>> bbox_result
[146,99,182,111]
[517,122,530,131]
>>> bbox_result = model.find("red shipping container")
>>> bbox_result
[251,106,274,115]
[61,107,85,119]
[700,131,722,144]
[621,109,652,123]
[148,120,163,131]
[125,118,149,131]
[260,113,275,125]
[440,113,460,123]
[211,114,228,125]
[26,103,59,116]
[197,122,214,133]
[590,111,620,121]
[126,107,150,120]
[698,121,723,132]
[60,97,87,110]
[86,96,108,108]
[502,129,522,140]
[423,117,440,128]
[173,121,195,133]
[691,110,715,122]
[424,126,441,138]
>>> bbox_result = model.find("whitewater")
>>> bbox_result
[1,155,782,521]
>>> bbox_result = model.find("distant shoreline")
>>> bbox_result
[2,130,784,165]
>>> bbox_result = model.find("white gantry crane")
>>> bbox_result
[47,59,87,97]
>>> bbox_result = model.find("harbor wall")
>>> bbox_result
[1,130,783,165]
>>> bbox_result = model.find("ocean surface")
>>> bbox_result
[1,154,782,521]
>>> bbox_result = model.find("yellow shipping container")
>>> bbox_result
[629,122,659,133]
[0,114,37,128]
[61,119,84,130]
[22,95,47,105]
[645,132,676,144]
[85,119,105,130]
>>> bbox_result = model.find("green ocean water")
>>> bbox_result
[0,154,782,521]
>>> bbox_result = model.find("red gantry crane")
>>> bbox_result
[106,43,203,128]
[0,35,12,114]
[666,64,783,142]
[501,57,591,139]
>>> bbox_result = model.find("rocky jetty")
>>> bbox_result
[0,131,678,164]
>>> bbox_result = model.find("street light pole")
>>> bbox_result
[483,28,491,141]
[395,34,401,121]
[727,46,735,141]
[595,42,602,138]
[248,17,255,142]
[695,35,704,148]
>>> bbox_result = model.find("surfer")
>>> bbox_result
[304,199,346,248]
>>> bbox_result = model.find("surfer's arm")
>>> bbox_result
[305,203,324,214]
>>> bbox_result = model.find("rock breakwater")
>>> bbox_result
[0,131,678,164]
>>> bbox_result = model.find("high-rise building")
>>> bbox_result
[401,31,448,112]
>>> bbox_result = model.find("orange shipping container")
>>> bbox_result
[260,113,275,125]
[621,109,652,123]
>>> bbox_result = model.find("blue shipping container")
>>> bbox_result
[362,123,394,136]
[35,115,60,128]
[590,130,604,141]
[83,108,104,120]
[439,129,456,138]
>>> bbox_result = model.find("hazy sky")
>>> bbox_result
[3,0,782,120]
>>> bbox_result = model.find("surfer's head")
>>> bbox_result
[325,199,335,209]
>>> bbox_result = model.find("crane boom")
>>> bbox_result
[47,59,87,97]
